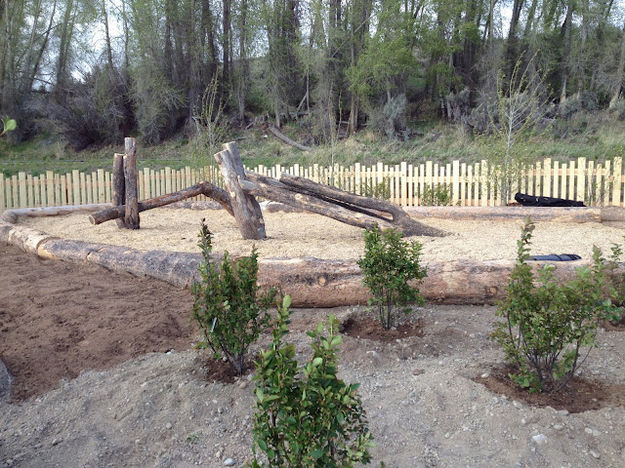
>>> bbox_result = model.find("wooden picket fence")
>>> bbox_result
[1,156,624,210]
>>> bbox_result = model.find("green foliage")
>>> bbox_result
[358,225,427,330]
[360,177,391,201]
[591,239,625,326]
[420,184,452,206]
[492,219,606,393]
[248,296,373,467]
[485,56,551,203]
[191,220,276,376]
[1,118,17,136]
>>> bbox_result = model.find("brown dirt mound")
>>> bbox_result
[340,316,424,342]
[475,365,625,413]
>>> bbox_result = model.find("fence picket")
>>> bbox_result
[5,156,625,211]
[613,157,623,206]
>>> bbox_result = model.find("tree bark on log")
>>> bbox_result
[112,153,126,228]
[215,142,266,240]
[242,172,446,237]
[89,181,233,225]
[278,174,445,236]
[123,137,140,229]
[267,126,312,151]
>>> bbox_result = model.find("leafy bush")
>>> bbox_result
[191,220,276,376]
[249,295,373,467]
[360,177,391,201]
[592,239,625,326]
[492,219,606,393]
[420,184,452,206]
[358,225,427,330]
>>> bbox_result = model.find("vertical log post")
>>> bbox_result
[123,137,140,229]
[214,141,266,240]
[112,153,126,228]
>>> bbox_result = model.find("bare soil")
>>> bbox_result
[20,208,625,262]
[2,242,625,467]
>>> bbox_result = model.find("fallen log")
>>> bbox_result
[89,181,233,225]
[267,126,312,152]
[242,172,446,237]
[279,174,445,236]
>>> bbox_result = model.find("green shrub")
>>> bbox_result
[360,177,391,201]
[191,220,276,376]
[249,296,373,467]
[592,239,625,325]
[358,225,427,330]
[420,184,452,206]
[492,219,606,393]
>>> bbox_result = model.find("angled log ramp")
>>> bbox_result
[89,181,233,225]
[278,174,446,237]
[215,142,266,240]
[241,172,446,237]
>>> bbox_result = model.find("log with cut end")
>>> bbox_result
[89,181,233,225]
[123,137,140,229]
[215,142,266,240]
[242,172,446,237]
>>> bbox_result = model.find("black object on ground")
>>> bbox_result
[528,254,582,261]
[514,193,585,207]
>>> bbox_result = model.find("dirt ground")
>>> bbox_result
[20,208,625,262]
[2,242,625,467]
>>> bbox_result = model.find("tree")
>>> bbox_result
[486,56,549,203]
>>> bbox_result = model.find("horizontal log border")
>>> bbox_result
[1,204,624,307]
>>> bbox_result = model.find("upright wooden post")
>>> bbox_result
[215,141,266,240]
[113,153,126,228]
[123,137,140,229]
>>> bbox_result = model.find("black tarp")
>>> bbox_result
[514,192,585,207]
[528,254,581,261]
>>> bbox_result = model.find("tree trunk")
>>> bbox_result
[123,137,140,229]
[610,18,625,108]
[214,141,266,240]
[560,0,574,103]
[102,0,114,71]
[222,0,232,91]
[89,181,233,225]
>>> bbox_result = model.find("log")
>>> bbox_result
[215,142,266,240]
[112,153,126,228]
[88,181,233,225]
[123,137,140,229]
[241,173,446,237]
[267,126,312,151]
[278,174,445,236]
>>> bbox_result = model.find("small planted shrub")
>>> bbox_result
[358,224,427,330]
[420,184,452,206]
[249,295,373,467]
[191,220,276,376]
[592,239,625,326]
[492,219,606,393]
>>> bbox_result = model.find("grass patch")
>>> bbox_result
[2,113,625,176]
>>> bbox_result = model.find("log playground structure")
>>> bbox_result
[90,138,446,238]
